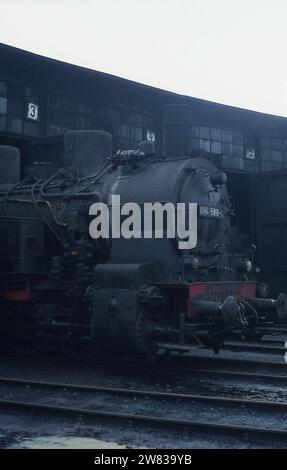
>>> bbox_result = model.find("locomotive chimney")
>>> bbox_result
[163,104,193,159]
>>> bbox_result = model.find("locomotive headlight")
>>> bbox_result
[258,282,270,298]
[210,171,227,186]
[246,260,252,272]
[184,256,199,270]
[236,259,252,273]
[190,256,200,270]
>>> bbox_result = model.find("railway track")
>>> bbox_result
[159,342,287,369]
[222,339,287,355]
[1,356,287,395]
[261,325,287,335]
[2,347,287,384]
[130,353,287,385]
[257,337,287,346]
[2,333,287,402]
[159,334,287,357]
[162,362,287,385]
[0,377,287,444]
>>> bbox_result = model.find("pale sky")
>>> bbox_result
[1,0,287,116]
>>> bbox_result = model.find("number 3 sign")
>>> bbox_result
[27,102,39,121]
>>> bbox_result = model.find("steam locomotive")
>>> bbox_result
[0,104,286,359]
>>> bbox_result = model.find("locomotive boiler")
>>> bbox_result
[0,104,286,359]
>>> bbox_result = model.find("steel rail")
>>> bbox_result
[222,340,286,355]
[0,397,286,442]
[0,376,286,411]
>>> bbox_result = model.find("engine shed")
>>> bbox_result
[1,43,287,295]
[1,42,287,173]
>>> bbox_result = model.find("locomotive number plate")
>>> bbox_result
[199,206,223,218]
